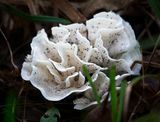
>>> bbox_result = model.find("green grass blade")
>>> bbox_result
[116,80,127,122]
[108,65,117,122]
[0,4,71,24]
[82,65,101,105]
[148,0,160,17]
[3,90,18,122]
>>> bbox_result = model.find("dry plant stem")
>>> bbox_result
[18,80,25,97]
[155,18,160,28]
[52,2,59,18]
[0,78,4,83]
[52,0,86,22]
[123,84,132,122]
[145,35,160,71]
[142,50,145,104]
[131,60,160,69]
[25,0,41,30]
[128,56,145,122]
[12,41,31,56]
[0,0,50,7]
[0,0,25,5]
[82,0,107,17]
[152,90,160,98]
[142,8,156,21]
[137,20,153,40]
[0,28,19,72]
[146,29,154,43]
[128,96,142,122]
[142,8,160,28]
[124,56,145,122]
[82,0,131,17]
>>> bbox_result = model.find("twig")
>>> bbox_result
[142,7,160,28]
[52,0,86,22]
[124,55,145,122]
[142,7,156,21]
[131,60,160,69]
[145,35,160,71]
[127,56,145,122]
[123,84,132,122]
[137,20,153,41]
[139,53,146,94]
[0,0,50,7]
[0,28,19,72]
[128,96,142,122]
[25,0,41,30]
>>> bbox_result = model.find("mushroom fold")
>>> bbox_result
[21,11,142,110]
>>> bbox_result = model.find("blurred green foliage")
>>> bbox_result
[3,90,18,122]
[148,0,160,17]
[0,4,71,24]
[140,35,160,50]
[40,107,60,122]
[132,111,160,122]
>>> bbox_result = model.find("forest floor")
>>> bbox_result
[0,0,160,122]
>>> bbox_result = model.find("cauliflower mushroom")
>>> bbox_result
[21,11,142,110]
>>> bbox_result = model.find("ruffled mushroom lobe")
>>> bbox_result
[21,11,142,110]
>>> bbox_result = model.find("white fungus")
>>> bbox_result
[21,11,142,110]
